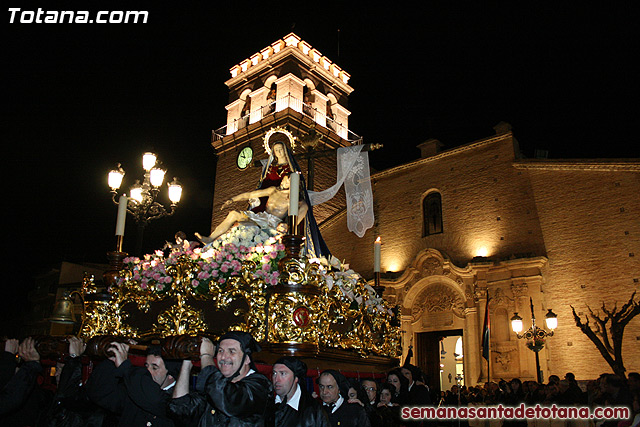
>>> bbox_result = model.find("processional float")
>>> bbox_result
[50,129,400,372]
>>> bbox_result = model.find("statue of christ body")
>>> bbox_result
[195,175,308,244]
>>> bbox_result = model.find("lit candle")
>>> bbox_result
[289,172,300,217]
[115,195,128,236]
[374,236,381,272]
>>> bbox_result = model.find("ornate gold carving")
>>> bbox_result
[80,247,400,359]
[152,295,208,337]
[268,291,320,344]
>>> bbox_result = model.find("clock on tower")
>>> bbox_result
[236,146,253,170]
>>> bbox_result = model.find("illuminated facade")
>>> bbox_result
[321,124,640,390]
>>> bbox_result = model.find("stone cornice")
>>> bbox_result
[371,132,514,180]
[513,159,640,172]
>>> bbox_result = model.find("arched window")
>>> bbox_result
[423,192,443,236]
[239,88,252,129]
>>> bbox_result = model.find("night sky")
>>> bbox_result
[4,3,638,331]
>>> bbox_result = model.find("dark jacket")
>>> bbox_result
[407,383,431,406]
[86,359,175,427]
[169,365,274,426]
[0,359,53,427]
[274,385,330,427]
[44,357,109,427]
[0,351,18,389]
[326,401,371,427]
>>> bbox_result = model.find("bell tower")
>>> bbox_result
[209,33,359,231]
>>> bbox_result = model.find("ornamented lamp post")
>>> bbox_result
[510,297,558,383]
[108,152,183,255]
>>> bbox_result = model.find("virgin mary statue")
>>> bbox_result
[253,133,330,259]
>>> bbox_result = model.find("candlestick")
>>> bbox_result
[289,172,300,217]
[115,195,128,236]
[374,236,381,273]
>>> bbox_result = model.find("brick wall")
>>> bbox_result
[323,134,546,276]
[526,168,640,378]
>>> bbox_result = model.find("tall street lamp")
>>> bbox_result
[510,297,558,384]
[108,152,183,255]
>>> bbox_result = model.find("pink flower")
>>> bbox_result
[221,263,229,273]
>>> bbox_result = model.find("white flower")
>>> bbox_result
[328,255,342,269]
[200,249,214,259]
[326,276,334,290]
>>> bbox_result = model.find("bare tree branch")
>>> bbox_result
[587,305,613,354]
[571,292,640,379]
[571,305,616,368]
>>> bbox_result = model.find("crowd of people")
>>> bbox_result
[1,333,638,427]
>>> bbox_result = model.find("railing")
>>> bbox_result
[212,94,362,144]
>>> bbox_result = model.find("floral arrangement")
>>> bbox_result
[310,255,394,316]
[115,224,393,321]
[117,224,286,294]
[120,250,175,294]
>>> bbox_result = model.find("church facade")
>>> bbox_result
[208,33,640,391]
[321,124,639,388]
